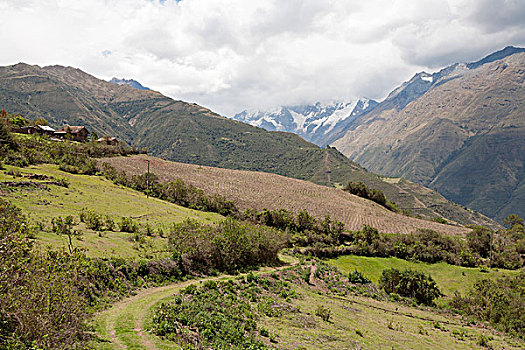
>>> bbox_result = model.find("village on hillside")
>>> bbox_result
[1,109,119,145]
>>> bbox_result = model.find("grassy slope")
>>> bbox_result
[327,255,518,298]
[262,287,522,350]
[0,164,222,259]
[93,264,523,350]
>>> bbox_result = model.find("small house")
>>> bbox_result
[97,136,119,146]
[34,125,55,136]
[54,126,89,142]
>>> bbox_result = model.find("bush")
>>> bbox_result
[0,199,87,348]
[344,181,397,212]
[151,276,293,349]
[450,272,525,338]
[169,218,287,274]
[348,269,371,284]
[379,268,442,306]
[315,305,331,322]
[433,217,448,225]
[79,209,104,231]
[119,217,139,233]
[467,226,492,258]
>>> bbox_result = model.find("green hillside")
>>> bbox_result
[0,163,222,258]
[0,63,499,228]
[328,255,517,299]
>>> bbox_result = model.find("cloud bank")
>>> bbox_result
[0,0,523,115]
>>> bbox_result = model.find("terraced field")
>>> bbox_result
[101,155,469,236]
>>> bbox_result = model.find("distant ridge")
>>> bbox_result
[467,46,525,70]
[109,77,150,90]
[232,99,378,146]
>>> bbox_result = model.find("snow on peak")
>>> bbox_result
[231,98,378,145]
[420,74,433,83]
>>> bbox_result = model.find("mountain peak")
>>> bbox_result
[109,77,150,91]
[467,46,525,70]
[232,99,378,146]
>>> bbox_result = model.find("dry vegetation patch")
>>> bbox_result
[101,155,468,236]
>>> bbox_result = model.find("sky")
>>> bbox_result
[0,0,524,116]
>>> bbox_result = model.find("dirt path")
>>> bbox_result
[95,259,298,349]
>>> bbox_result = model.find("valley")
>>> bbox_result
[0,40,523,350]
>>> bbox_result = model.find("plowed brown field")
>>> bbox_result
[101,155,468,235]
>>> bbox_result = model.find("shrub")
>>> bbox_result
[344,181,397,211]
[169,218,287,274]
[151,275,294,349]
[379,268,442,306]
[348,269,371,284]
[79,209,104,231]
[0,199,87,348]
[467,226,492,258]
[315,305,331,322]
[450,272,525,338]
[104,215,115,231]
[119,217,139,233]
[433,217,448,225]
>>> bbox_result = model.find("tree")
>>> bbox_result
[379,268,442,305]
[467,226,492,258]
[504,214,524,228]
[51,216,81,253]
[0,119,13,148]
[34,118,48,126]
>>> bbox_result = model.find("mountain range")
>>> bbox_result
[231,46,525,222]
[232,99,377,146]
[0,61,500,228]
[333,46,525,222]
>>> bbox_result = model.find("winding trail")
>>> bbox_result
[94,259,298,349]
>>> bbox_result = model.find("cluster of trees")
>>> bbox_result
[302,223,524,270]
[451,272,524,338]
[379,268,442,306]
[344,181,398,212]
[168,218,287,274]
[241,208,345,247]
[101,163,238,216]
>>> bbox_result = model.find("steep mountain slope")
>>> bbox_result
[333,47,525,221]
[0,62,499,228]
[232,99,377,146]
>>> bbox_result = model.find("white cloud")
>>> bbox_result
[0,0,523,115]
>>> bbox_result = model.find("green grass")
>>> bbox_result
[0,164,223,259]
[327,255,518,298]
[261,285,523,350]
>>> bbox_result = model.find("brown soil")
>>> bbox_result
[100,155,468,236]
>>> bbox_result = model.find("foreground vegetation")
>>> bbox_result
[143,261,522,350]
[0,128,523,348]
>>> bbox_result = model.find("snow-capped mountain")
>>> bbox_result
[232,98,377,146]
[109,77,150,90]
